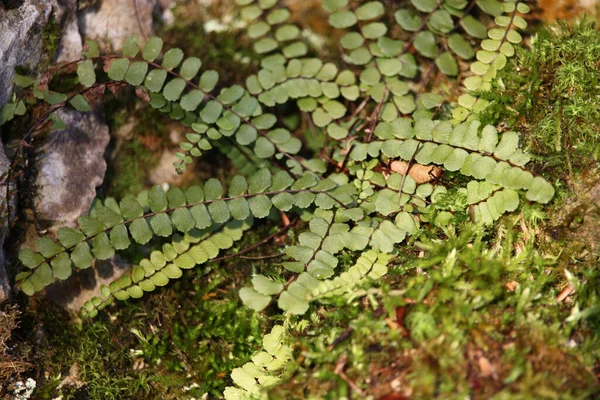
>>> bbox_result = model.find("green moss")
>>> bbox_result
[19,223,277,399]
[107,137,158,198]
[40,16,61,69]
[263,220,600,398]
[478,21,600,180]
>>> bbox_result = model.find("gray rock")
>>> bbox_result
[53,0,83,63]
[45,256,130,312]
[0,142,14,302]
[0,0,54,302]
[0,0,52,106]
[34,108,110,232]
[78,0,160,51]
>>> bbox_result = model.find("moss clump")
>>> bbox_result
[266,223,600,399]
[479,21,600,180]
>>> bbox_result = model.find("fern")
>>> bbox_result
[0,2,561,394]
[223,324,294,399]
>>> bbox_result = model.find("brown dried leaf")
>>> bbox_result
[103,58,115,73]
[106,82,122,97]
[135,87,150,103]
[85,83,106,101]
[478,354,497,379]
[389,160,442,184]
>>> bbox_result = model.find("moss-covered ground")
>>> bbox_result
[1,2,600,399]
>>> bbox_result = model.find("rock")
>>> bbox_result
[0,142,14,303]
[0,0,52,106]
[78,0,160,51]
[44,256,130,312]
[53,0,83,63]
[34,108,110,232]
[148,150,185,187]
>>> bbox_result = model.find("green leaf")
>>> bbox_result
[272,192,294,211]
[349,47,372,65]
[355,1,384,20]
[362,22,387,39]
[151,271,170,286]
[32,263,53,288]
[411,0,437,12]
[13,74,35,88]
[414,31,438,58]
[236,125,258,145]
[249,169,272,194]
[144,69,167,93]
[162,48,184,70]
[233,96,259,117]
[180,90,204,112]
[421,93,443,109]
[479,125,498,153]
[132,266,146,283]
[44,91,67,105]
[249,195,272,218]
[239,287,271,311]
[150,213,173,237]
[18,249,44,269]
[148,186,168,212]
[130,218,153,244]
[254,137,276,158]
[278,291,309,314]
[57,227,85,248]
[160,263,181,279]
[71,242,93,269]
[378,58,403,76]
[125,61,149,86]
[251,114,276,130]
[120,196,144,220]
[169,207,195,232]
[395,9,422,31]
[84,40,100,58]
[267,8,290,24]
[494,131,519,159]
[275,25,300,41]
[107,58,129,81]
[77,60,96,87]
[204,178,224,200]
[228,198,251,220]
[200,100,223,123]
[329,11,358,28]
[126,285,144,298]
[208,200,231,223]
[254,38,278,54]
[69,94,91,112]
[163,78,186,101]
[219,85,245,105]
[460,15,487,39]
[110,224,131,250]
[328,124,348,140]
[123,36,140,57]
[199,70,219,92]
[19,280,35,296]
[252,275,284,295]
[92,233,115,260]
[180,57,202,80]
[77,216,104,237]
[429,10,454,33]
[476,0,503,16]
[323,0,349,12]
[142,37,163,61]
[248,21,270,38]
[340,33,365,51]
[448,34,475,59]
[436,52,458,76]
